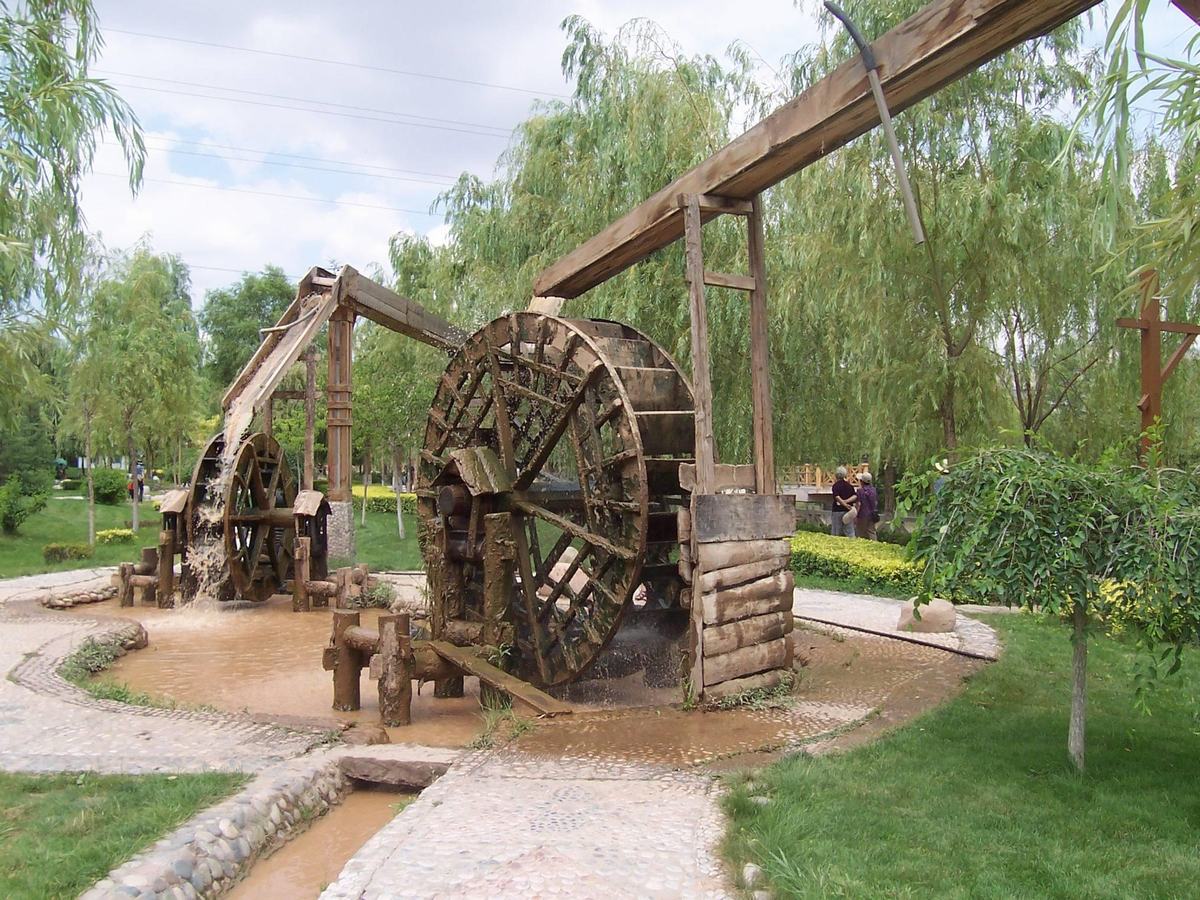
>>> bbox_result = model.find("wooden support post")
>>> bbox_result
[378,614,413,727]
[1139,268,1162,457]
[293,535,311,612]
[304,346,316,491]
[747,194,776,495]
[334,566,354,607]
[157,530,174,607]
[263,395,273,438]
[326,307,354,503]
[332,609,361,711]
[682,195,717,494]
[118,562,134,607]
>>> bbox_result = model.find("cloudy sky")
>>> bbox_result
[81,1,1196,305]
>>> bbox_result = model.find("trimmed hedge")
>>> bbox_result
[59,478,81,491]
[43,542,95,563]
[790,531,922,597]
[351,485,418,515]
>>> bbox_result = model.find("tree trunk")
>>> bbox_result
[940,371,958,453]
[127,432,140,532]
[1069,601,1088,772]
[85,424,96,546]
[392,445,406,540]
[361,448,371,527]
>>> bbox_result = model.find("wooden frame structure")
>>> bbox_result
[528,0,1105,699]
[1117,268,1200,460]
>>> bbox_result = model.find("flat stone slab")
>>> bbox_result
[321,750,730,899]
[793,588,1001,660]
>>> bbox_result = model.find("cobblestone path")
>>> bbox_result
[322,750,730,899]
[0,569,324,774]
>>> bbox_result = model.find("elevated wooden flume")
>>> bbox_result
[123,0,1111,724]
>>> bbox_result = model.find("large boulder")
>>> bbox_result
[897,598,956,633]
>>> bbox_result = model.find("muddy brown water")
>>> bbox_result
[67,600,980,765]
[226,788,411,900]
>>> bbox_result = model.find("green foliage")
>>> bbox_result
[904,448,1200,637]
[355,488,418,516]
[0,475,48,534]
[89,467,127,505]
[0,0,143,426]
[710,671,798,711]
[95,528,135,545]
[347,579,395,610]
[59,635,124,683]
[59,478,80,491]
[790,531,923,597]
[41,542,93,563]
[198,265,294,390]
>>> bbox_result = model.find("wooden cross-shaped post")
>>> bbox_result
[1116,268,1200,460]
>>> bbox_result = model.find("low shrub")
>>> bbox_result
[96,528,136,545]
[790,531,922,596]
[90,468,128,505]
[59,635,122,683]
[42,542,95,563]
[352,486,418,516]
[64,466,82,479]
[59,478,81,491]
[0,475,48,534]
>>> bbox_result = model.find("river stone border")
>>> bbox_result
[81,745,460,900]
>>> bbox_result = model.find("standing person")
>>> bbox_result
[857,471,880,540]
[830,466,858,538]
[135,460,146,501]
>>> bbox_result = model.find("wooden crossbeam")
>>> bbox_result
[426,641,573,716]
[703,271,756,291]
[533,0,1099,300]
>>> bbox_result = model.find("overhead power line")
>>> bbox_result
[93,171,443,216]
[105,27,571,100]
[110,82,511,140]
[96,70,513,135]
[108,140,456,187]
[135,136,461,181]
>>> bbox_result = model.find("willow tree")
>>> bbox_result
[769,0,1105,473]
[89,245,201,529]
[0,0,143,423]
[434,17,767,460]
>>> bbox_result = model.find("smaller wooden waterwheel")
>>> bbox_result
[184,431,298,602]
[419,313,695,687]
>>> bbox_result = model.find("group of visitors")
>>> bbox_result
[830,466,879,540]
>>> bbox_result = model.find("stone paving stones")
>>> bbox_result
[793,587,1002,659]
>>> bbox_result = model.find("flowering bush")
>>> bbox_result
[96,528,136,545]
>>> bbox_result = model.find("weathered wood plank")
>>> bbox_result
[703,270,756,292]
[698,538,791,571]
[703,611,793,657]
[701,591,792,627]
[703,637,790,687]
[693,493,796,543]
[427,641,573,716]
[747,195,776,495]
[533,0,1099,299]
[698,555,790,593]
[683,196,716,495]
[343,267,467,351]
[679,462,755,493]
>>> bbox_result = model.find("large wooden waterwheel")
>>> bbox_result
[184,431,297,602]
[418,313,695,687]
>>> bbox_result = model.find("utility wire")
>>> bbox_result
[110,141,456,187]
[96,70,512,134]
[134,136,461,181]
[111,82,511,139]
[92,172,442,216]
[105,26,570,99]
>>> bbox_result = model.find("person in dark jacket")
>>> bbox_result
[857,471,879,540]
[830,466,858,538]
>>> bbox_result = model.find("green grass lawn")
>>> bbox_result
[0,499,423,579]
[725,614,1200,898]
[335,507,423,571]
[0,771,245,899]
[0,498,159,578]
